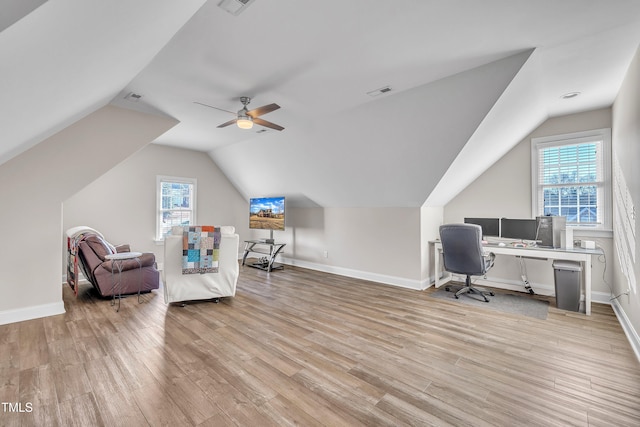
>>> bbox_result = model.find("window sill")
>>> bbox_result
[572,228,613,239]
[154,239,165,246]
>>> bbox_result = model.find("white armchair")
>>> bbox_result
[162,226,240,304]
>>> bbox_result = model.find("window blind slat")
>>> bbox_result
[536,140,603,226]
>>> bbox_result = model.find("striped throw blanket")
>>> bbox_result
[182,226,220,274]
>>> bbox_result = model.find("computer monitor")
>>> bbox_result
[500,218,538,240]
[463,217,500,238]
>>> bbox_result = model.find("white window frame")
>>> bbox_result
[531,128,611,231]
[156,175,197,241]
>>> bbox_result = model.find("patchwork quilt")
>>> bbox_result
[182,226,220,274]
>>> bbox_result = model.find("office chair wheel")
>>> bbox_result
[489,292,495,296]
[445,286,451,292]
[454,294,459,299]
[528,289,535,295]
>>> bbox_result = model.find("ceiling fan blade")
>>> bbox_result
[254,117,284,131]
[194,101,235,115]
[247,103,280,118]
[217,118,238,128]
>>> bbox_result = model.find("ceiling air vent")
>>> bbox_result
[366,86,392,97]
[124,92,143,102]
[218,0,255,16]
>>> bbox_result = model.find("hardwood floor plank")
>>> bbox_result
[0,322,19,345]
[47,338,82,367]
[3,264,638,426]
[191,371,278,427]
[109,348,158,391]
[164,376,221,425]
[136,346,187,383]
[51,363,93,404]
[57,392,104,427]
[241,356,368,426]
[18,319,49,370]
[133,381,191,426]
[43,315,73,342]
[19,364,58,407]
[92,388,149,427]
[255,394,328,427]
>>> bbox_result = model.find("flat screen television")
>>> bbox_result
[464,217,500,238]
[249,197,285,231]
[500,218,538,241]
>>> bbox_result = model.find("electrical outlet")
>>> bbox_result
[323,250,328,258]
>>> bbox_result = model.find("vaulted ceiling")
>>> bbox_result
[3,1,640,208]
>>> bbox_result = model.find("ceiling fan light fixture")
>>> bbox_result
[237,116,253,129]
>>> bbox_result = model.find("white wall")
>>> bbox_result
[611,43,640,356]
[63,144,249,268]
[210,52,531,209]
[444,108,613,300]
[278,207,425,289]
[0,105,178,324]
[63,144,430,298]
[421,206,444,284]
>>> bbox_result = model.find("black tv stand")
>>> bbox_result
[242,240,286,272]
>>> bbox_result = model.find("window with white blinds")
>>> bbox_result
[156,176,197,240]
[531,128,611,230]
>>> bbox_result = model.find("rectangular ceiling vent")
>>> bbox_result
[366,86,392,97]
[124,92,143,102]
[218,0,255,16]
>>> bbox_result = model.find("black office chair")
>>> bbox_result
[439,223,496,302]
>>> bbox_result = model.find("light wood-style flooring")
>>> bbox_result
[1,263,639,426]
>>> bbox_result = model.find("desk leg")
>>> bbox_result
[433,244,452,288]
[433,246,440,287]
[585,255,592,316]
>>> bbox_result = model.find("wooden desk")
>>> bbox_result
[432,241,603,315]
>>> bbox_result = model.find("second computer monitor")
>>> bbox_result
[500,218,538,241]
[464,217,500,238]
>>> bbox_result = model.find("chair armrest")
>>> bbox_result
[115,244,131,253]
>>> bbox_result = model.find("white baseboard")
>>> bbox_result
[0,301,65,326]
[281,257,428,290]
[610,299,640,363]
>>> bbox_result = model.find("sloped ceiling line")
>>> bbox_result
[0,0,206,166]
[425,48,547,207]
[209,51,532,208]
